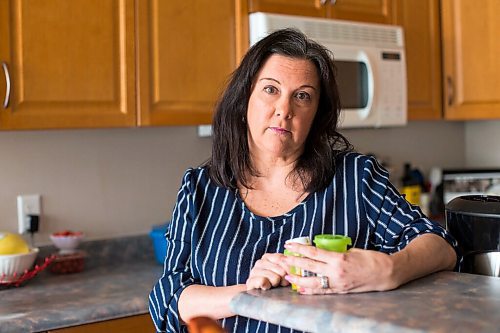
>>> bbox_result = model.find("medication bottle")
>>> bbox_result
[284,236,311,291]
[313,234,352,290]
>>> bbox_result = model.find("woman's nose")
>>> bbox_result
[274,98,293,119]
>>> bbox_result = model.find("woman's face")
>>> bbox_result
[246,54,320,161]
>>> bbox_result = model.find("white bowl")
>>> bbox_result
[0,248,39,281]
[50,233,84,254]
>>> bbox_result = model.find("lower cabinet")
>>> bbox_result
[47,314,155,333]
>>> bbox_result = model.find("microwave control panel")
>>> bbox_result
[377,50,407,126]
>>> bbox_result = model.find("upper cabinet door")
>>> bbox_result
[248,0,327,17]
[0,0,136,130]
[441,0,500,120]
[327,0,394,24]
[394,0,442,120]
[137,0,237,126]
[247,0,393,24]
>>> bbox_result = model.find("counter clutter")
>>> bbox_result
[0,235,162,333]
[230,271,500,333]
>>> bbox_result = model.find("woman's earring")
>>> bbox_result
[242,116,246,123]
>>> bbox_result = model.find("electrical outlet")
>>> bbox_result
[17,194,41,234]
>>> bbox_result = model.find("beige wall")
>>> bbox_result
[465,120,500,167]
[343,120,466,182]
[0,127,212,245]
[0,121,467,246]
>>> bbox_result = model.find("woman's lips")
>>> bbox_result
[269,127,291,135]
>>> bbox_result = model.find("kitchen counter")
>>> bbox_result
[0,235,162,333]
[230,271,500,333]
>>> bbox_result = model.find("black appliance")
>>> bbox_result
[446,195,500,277]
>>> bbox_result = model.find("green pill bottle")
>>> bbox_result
[313,235,352,290]
[313,234,352,253]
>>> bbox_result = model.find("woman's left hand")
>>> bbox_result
[246,253,290,291]
[283,242,400,294]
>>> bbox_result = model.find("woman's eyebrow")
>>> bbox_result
[259,78,318,91]
[299,85,318,91]
[259,77,280,84]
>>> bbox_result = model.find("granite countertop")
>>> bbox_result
[230,271,500,333]
[0,235,163,333]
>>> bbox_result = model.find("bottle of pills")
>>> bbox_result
[284,236,311,291]
[313,234,352,289]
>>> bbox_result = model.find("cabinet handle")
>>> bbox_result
[331,0,337,4]
[320,0,327,5]
[2,62,11,109]
[447,76,454,106]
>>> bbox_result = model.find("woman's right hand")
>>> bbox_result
[246,253,290,291]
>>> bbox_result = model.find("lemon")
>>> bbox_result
[0,232,30,255]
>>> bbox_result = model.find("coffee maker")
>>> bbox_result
[446,195,500,277]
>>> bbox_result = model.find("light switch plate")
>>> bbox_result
[17,194,41,234]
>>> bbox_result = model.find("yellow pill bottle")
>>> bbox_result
[283,236,311,291]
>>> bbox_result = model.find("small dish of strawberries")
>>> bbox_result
[50,230,84,254]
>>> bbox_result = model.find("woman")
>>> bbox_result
[149,28,459,333]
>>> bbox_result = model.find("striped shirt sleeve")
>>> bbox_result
[360,156,459,261]
[149,170,195,333]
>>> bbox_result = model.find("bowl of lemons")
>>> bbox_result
[0,232,38,281]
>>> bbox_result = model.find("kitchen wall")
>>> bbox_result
[465,120,500,167]
[0,121,466,245]
[0,127,212,244]
[342,120,466,182]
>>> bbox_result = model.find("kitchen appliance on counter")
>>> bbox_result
[446,195,500,277]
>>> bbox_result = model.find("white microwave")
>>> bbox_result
[249,12,407,128]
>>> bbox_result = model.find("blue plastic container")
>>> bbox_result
[149,223,168,265]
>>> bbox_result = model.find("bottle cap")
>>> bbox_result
[286,236,311,245]
[284,236,311,257]
[313,234,352,252]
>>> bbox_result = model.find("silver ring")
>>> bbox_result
[319,275,329,289]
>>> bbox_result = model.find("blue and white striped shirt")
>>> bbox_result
[149,152,458,333]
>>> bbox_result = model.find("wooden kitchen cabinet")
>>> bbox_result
[0,0,237,129]
[136,0,237,126]
[441,0,500,120]
[327,0,393,23]
[249,0,326,17]
[47,314,154,333]
[0,0,136,129]
[249,0,394,24]
[393,0,442,120]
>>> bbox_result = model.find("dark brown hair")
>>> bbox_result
[206,28,352,192]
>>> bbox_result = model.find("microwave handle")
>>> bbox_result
[446,76,454,106]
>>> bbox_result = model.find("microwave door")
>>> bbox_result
[331,47,376,128]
